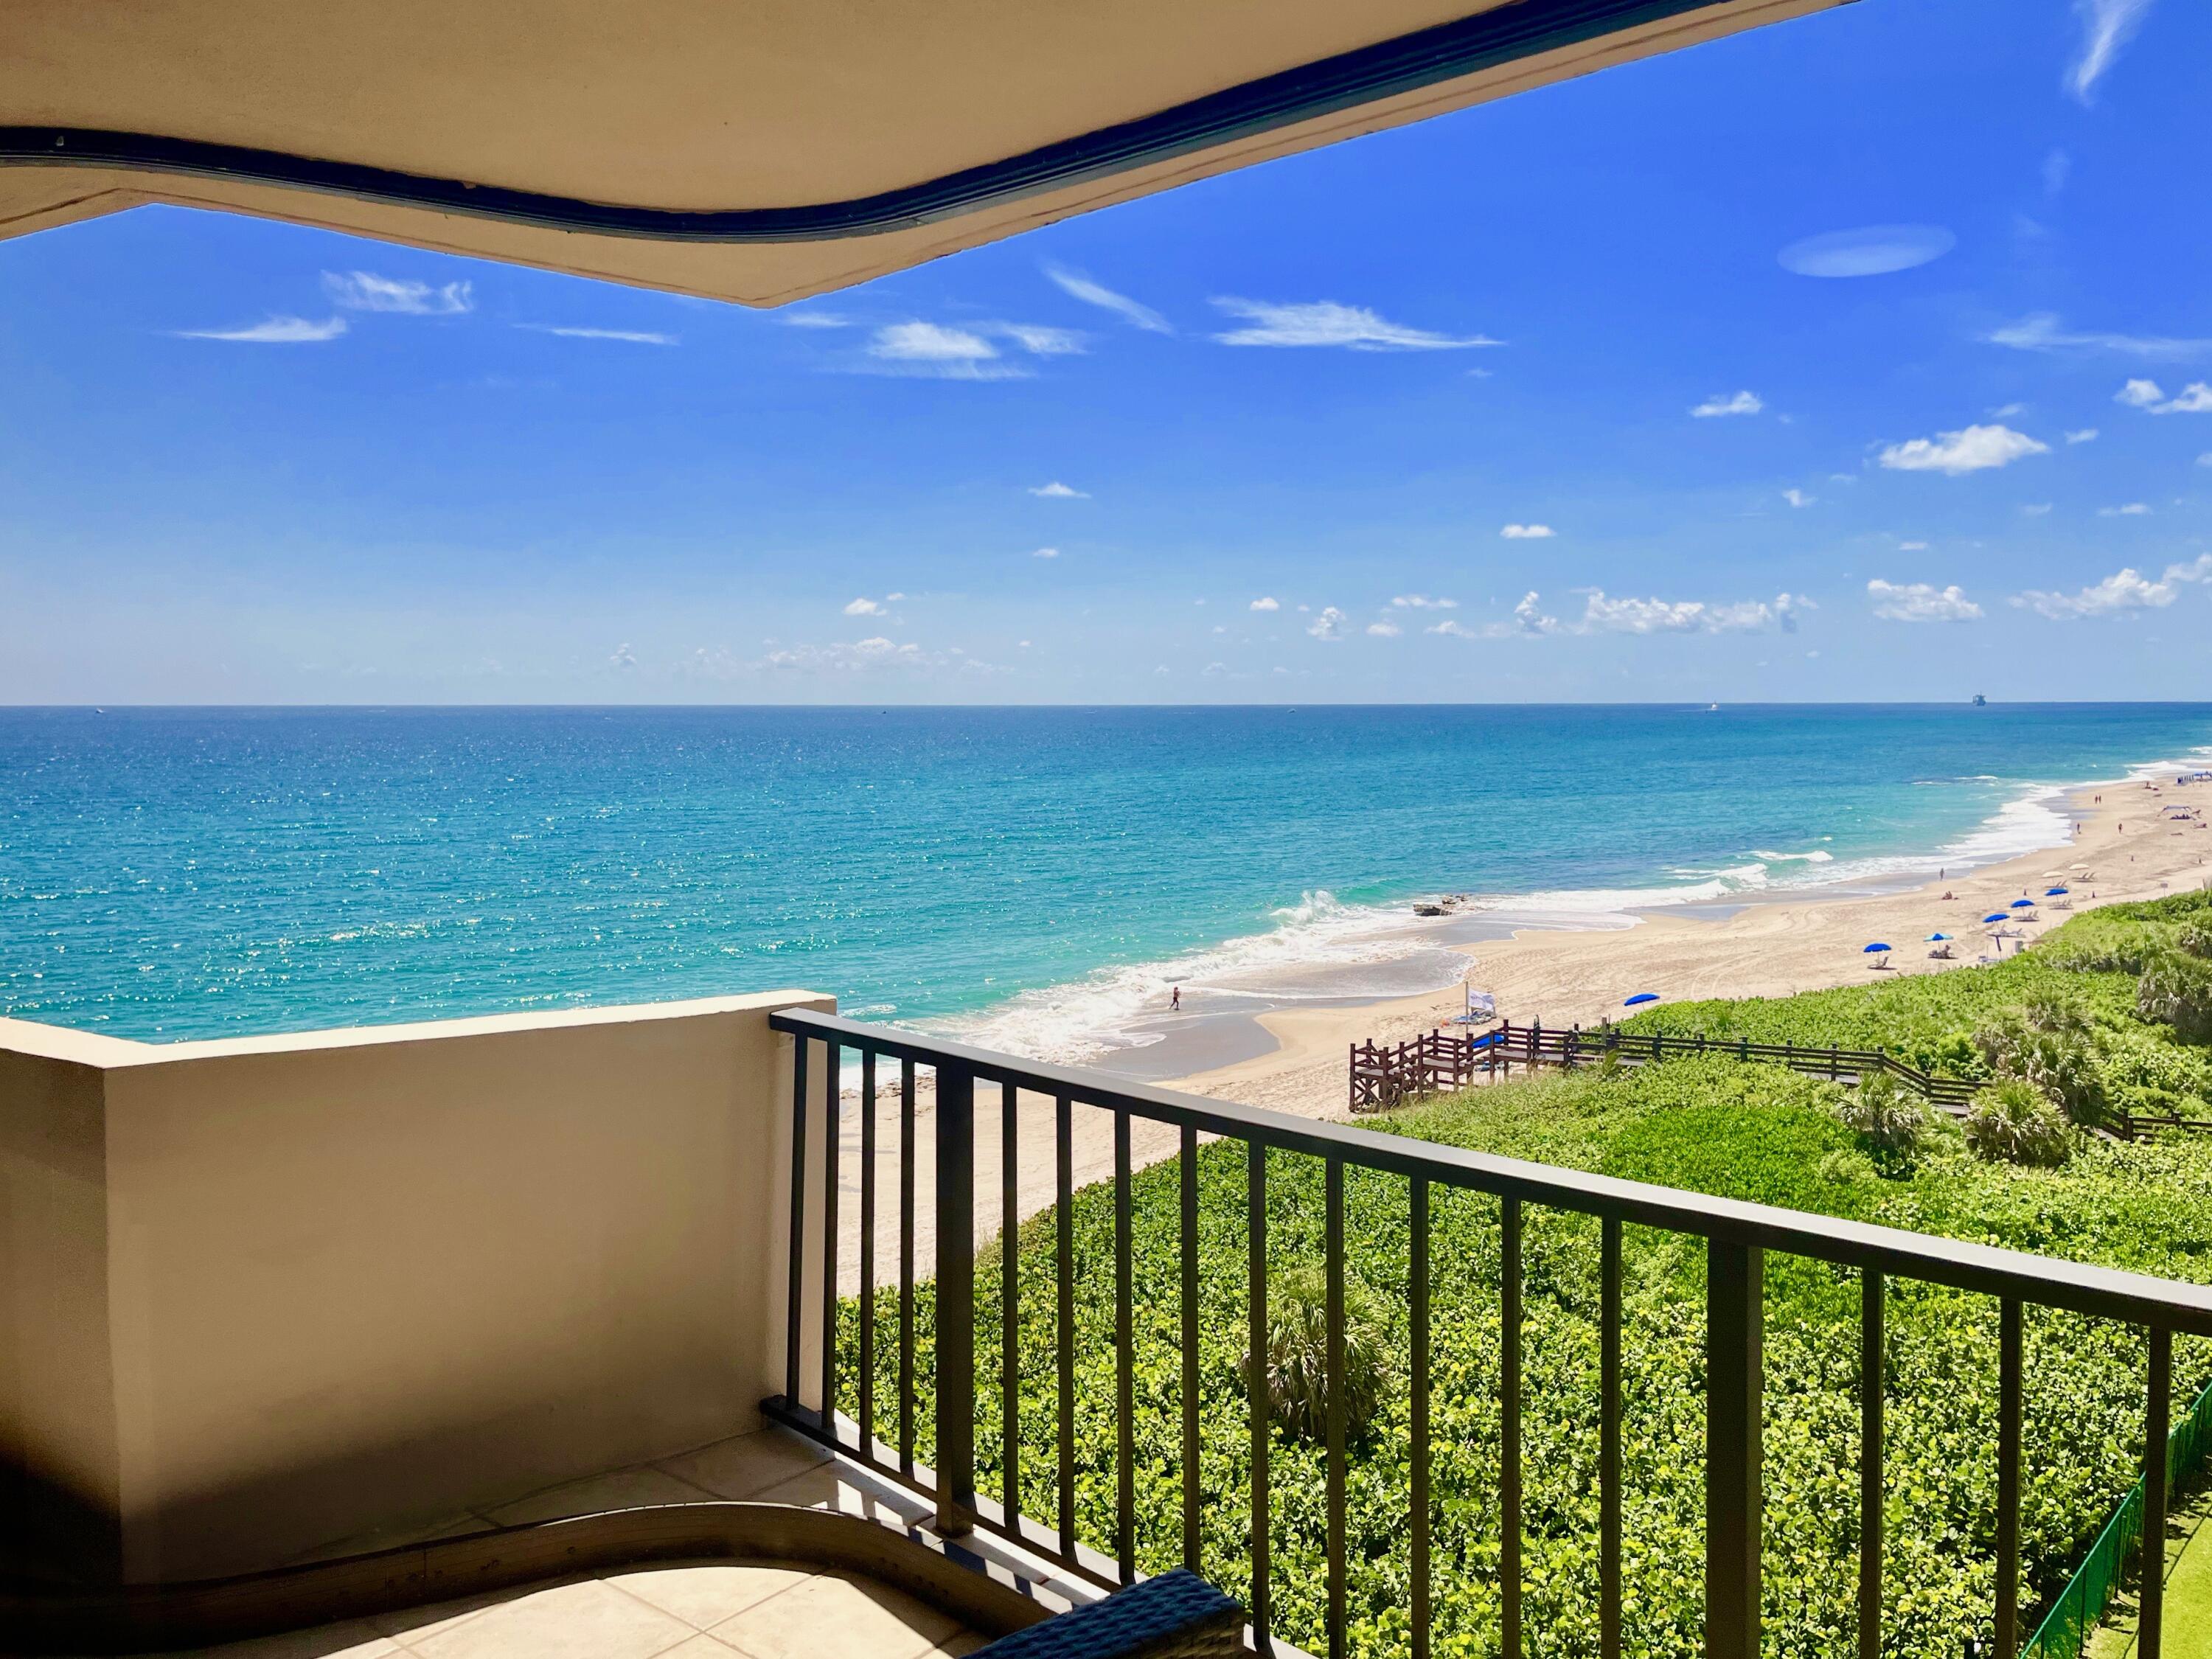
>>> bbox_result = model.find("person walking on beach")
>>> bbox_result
[1170,986,1181,1012]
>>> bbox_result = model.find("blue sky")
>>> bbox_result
[2,0,2207,705]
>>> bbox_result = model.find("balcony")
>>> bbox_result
[5,994,2209,1658]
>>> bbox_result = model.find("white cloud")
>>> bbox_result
[1210,299,1501,351]
[1425,618,1495,641]
[2066,0,2155,105]
[1512,592,1559,636]
[1500,523,1556,539]
[2023,502,2055,515]
[1250,597,1280,612]
[1989,402,2028,418]
[2014,554,2211,618]
[844,597,886,616]
[2098,503,2152,516]
[1899,540,1930,552]
[1776,225,1955,278]
[1044,266,1172,333]
[609,642,637,669]
[1307,606,1349,641]
[1029,481,1089,498]
[1879,423,2049,475]
[1988,313,2210,360]
[1578,590,1809,635]
[998,323,1086,357]
[1868,579,1982,622]
[322,271,472,315]
[518,324,677,344]
[1691,390,1763,418]
[1366,620,1402,638]
[174,314,347,344]
[779,310,852,328]
[757,636,1004,675]
[873,321,996,362]
[2065,428,2099,443]
[1782,488,1815,508]
[2199,453,2212,467]
[1390,595,1459,609]
[2115,378,2212,413]
[1032,547,1060,559]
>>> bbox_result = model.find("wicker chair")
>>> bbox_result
[970,1570,1245,1659]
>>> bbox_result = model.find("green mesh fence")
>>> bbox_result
[2021,1377,2212,1658]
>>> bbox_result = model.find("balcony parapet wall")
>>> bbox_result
[0,991,832,1587]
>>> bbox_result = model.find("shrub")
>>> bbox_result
[2139,950,2212,1046]
[2179,917,2212,961]
[1246,1265,1386,1444]
[1963,1077,2074,1167]
[1972,1012,2108,1128]
[1835,1068,1928,1166]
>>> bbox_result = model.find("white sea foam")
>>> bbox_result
[926,749,2212,1068]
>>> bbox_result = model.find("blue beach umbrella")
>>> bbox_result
[1927,933,1950,942]
[2011,898,2036,909]
[1983,913,2009,923]
[1624,992,1658,1006]
[2045,886,2069,896]
[1864,942,1893,955]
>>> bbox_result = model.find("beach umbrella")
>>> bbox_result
[1983,913,2009,923]
[1863,942,1893,953]
[2045,886,2069,896]
[1623,992,1658,1006]
[1927,933,1950,941]
[2011,898,2035,908]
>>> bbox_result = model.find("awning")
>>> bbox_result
[0,0,1843,307]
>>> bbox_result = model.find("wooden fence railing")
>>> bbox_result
[1348,1019,2212,1141]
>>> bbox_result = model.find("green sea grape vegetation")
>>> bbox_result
[835,889,2212,1658]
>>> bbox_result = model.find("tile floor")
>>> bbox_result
[108,1427,1065,1659]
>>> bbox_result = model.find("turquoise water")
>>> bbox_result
[3,704,2208,1054]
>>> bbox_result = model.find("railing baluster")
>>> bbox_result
[936,1063,976,1535]
[900,1057,916,1474]
[1116,1107,1136,1584]
[1250,1139,1272,1653]
[785,1035,808,1409]
[1411,1176,1431,1659]
[859,1048,877,1454]
[1997,1296,2021,1658]
[1601,1215,1622,1659]
[1326,1157,1347,1659]
[1859,1270,1883,1659]
[1002,1079,1021,1528]
[1181,1124,1202,1574]
[1705,1239,1764,1659]
[1502,1195,1523,1659]
[1056,1092,1076,1563]
[820,1040,841,1430]
[2146,1324,2171,1659]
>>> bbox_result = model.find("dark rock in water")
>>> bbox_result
[1413,902,1445,917]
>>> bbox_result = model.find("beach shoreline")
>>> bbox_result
[1153,770,2212,1117]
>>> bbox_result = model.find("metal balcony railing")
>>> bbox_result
[764,1007,2212,1659]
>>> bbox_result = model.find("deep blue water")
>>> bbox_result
[2,704,2208,1049]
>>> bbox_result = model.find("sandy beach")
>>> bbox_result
[822,771,2211,1287]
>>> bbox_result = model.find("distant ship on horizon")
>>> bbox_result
[1972,693,1987,706]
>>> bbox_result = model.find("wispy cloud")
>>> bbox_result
[2115,378,2212,413]
[1879,423,2049,475]
[1499,524,1556,539]
[779,310,853,329]
[1986,313,2210,360]
[1029,481,1089,498]
[858,319,1082,378]
[1210,299,1501,351]
[174,314,347,344]
[2098,502,2152,516]
[1691,390,1763,418]
[2066,0,2155,105]
[1436,589,1806,640]
[1366,620,1402,638]
[1250,597,1280,612]
[844,597,887,616]
[2014,553,2210,619]
[1031,547,1060,559]
[518,324,678,345]
[609,643,637,670]
[1782,488,1815,508]
[323,271,472,315]
[2065,428,2099,443]
[1045,266,1172,333]
[1868,579,1982,622]
[1777,225,1955,278]
[1390,595,1458,610]
[997,323,1086,357]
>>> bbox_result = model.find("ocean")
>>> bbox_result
[4,704,2209,1063]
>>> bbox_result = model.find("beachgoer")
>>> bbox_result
[1170,986,1180,1012]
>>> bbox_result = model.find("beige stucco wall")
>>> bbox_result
[0,991,831,1585]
